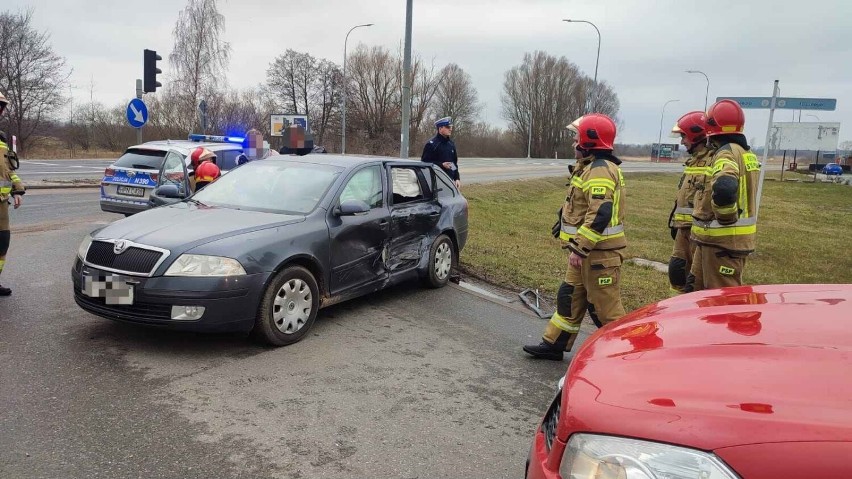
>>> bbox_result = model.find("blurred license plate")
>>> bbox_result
[117,186,145,197]
[82,273,134,305]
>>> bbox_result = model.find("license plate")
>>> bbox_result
[82,273,134,305]
[117,186,145,197]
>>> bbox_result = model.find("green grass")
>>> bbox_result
[460,173,852,312]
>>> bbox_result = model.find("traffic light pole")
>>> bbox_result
[136,79,143,144]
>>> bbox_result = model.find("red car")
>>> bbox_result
[527,284,852,479]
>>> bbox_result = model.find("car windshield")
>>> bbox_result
[191,160,343,214]
[113,149,167,169]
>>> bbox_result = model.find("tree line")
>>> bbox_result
[0,1,626,159]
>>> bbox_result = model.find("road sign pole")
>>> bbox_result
[136,79,143,144]
[755,79,779,218]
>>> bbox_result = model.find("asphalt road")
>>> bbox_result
[1,192,584,479]
[16,157,684,185]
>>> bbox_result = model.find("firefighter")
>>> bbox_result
[524,114,627,360]
[0,126,26,296]
[667,111,713,294]
[421,117,461,188]
[688,99,760,291]
[189,147,216,192]
[194,161,220,191]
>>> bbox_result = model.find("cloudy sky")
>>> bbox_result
[7,0,852,147]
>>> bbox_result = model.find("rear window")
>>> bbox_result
[215,149,243,171]
[113,149,167,170]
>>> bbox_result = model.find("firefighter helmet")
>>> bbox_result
[566,113,616,150]
[706,99,745,136]
[0,91,8,115]
[195,161,221,183]
[190,147,216,170]
[672,111,708,146]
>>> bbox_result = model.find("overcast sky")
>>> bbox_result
[8,0,852,147]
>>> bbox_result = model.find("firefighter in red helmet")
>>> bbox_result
[688,99,760,291]
[194,161,220,191]
[189,147,216,192]
[667,111,713,294]
[524,113,627,361]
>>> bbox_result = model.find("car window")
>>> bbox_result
[418,166,434,197]
[435,170,456,198]
[215,149,243,171]
[391,167,424,205]
[192,161,343,214]
[340,165,383,208]
[113,149,166,169]
[161,151,186,187]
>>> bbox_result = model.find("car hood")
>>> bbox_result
[564,284,852,451]
[93,203,305,250]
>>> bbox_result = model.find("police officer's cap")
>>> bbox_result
[435,116,453,128]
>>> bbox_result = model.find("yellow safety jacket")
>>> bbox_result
[671,145,714,229]
[0,141,25,201]
[560,153,627,257]
[691,142,760,252]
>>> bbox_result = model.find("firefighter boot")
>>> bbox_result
[0,285,10,296]
[523,332,575,361]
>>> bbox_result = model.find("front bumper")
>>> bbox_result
[72,258,270,332]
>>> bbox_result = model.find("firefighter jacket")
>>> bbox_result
[691,142,760,253]
[421,134,459,181]
[559,152,626,257]
[0,140,25,201]
[670,145,714,229]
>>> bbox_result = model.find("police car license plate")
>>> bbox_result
[81,273,135,305]
[117,186,145,197]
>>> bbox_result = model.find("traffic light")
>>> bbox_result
[143,49,162,93]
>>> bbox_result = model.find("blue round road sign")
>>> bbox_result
[126,98,148,128]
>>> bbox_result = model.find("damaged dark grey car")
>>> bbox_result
[72,155,468,346]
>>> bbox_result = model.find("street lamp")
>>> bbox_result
[563,19,600,113]
[341,23,373,155]
[685,70,710,111]
[657,99,680,161]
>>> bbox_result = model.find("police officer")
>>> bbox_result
[0,92,26,296]
[524,114,627,360]
[667,111,713,294]
[421,116,460,188]
[688,99,760,291]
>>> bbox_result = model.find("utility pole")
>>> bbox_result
[399,0,413,158]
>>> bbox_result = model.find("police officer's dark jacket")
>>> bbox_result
[421,134,459,181]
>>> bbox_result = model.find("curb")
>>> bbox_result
[25,183,101,190]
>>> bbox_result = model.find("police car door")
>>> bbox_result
[148,149,191,208]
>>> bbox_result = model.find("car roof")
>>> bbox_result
[264,154,428,169]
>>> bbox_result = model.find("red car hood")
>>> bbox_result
[563,284,852,451]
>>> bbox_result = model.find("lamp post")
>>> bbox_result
[657,99,680,161]
[563,19,600,113]
[341,23,373,155]
[685,70,710,111]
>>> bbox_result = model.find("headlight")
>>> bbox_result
[77,234,93,260]
[561,434,739,479]
[164,254,246,277]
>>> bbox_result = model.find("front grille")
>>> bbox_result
[85,241,163,275]
[74,289,172,321]
[542,391,561,450]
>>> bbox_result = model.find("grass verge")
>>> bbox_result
[459,172,852,312]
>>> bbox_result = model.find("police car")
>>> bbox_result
[100,134,247,216]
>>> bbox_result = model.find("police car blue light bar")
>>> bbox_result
[188,133,245,144]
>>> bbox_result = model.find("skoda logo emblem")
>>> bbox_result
[114,240,129,255]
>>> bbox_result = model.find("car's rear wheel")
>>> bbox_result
[423,234,454,288]
[252,265,319,346]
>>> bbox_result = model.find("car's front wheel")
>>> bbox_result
[252,265,319,346]
[423,234,454,288]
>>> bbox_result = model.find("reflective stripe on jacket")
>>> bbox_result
[560,153,627,257]
[691,143,760,252]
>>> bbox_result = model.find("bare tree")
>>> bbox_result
[346,44,401,155]
[308,59,342,148]
[266,50,317,116]
[168,0,231,132]
[0,9,69,156]
[434,63,480,133]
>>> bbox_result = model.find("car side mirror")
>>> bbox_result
[155,184,184,199]
[334,199,371,216]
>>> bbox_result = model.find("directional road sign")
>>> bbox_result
[716,96,836,111]
[126,98,149,128]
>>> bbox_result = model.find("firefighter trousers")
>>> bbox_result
[668,227,695,295]
[543,249,626,351]
[0,201,10,281]
[687,244,748,291]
